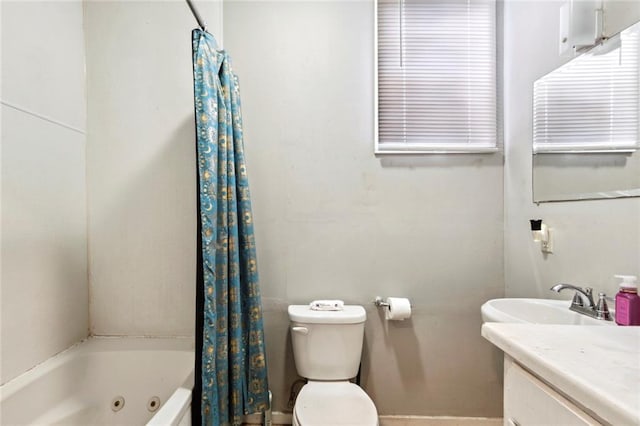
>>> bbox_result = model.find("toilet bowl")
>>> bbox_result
[292,381,378,426]
[288,304,378,426]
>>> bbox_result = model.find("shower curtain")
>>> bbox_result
[191,28,269,426]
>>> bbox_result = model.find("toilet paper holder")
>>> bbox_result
[373,296,390,308]
[374,296,412,321]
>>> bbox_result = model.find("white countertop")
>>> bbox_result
[482,323,640,426]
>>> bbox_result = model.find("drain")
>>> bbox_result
[147,396,161,412]
[111,396,125,412]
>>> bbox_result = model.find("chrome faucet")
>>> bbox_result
[550,284,612,321]
[550,284,595,307]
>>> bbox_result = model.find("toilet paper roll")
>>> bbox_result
[385,297,411,321]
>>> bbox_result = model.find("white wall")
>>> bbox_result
[83,0,222,336]
[504,1,640,299]
[1,0,88,384]
[224,1,504,417]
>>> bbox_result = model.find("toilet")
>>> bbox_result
[288,303,378,426]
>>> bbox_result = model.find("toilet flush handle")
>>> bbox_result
[291,326,308,335]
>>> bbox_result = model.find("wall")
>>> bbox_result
[1,0,88,384]
[83,0,222,336]
[224,0,504,417]
[504,1,640,300]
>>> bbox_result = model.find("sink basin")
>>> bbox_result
[481,298,615,325]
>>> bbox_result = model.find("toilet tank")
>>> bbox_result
[288,305,366,380]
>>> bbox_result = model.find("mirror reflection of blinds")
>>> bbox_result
[376,0,497,153]
[533,28,639,153]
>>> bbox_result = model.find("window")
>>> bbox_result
[375,0,497,154]
[533,25,639,153]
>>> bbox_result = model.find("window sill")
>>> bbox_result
[375,147,500,155]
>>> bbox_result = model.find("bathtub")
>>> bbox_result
[0,337,194,425]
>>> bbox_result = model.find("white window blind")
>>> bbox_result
[376,0,497,153]
[533,26,640,153]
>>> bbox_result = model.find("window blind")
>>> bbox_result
[533,27,640,153]
[376,0,497,153]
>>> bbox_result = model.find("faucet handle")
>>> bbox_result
[570,287,594,308]
[595,292,612,321]
[571,292,584,307]
[601,294,615,303]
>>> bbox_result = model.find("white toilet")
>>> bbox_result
[288,304,378,426]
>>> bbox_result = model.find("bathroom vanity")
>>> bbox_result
[482,324,640,425]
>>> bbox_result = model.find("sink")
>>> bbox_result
[481,298,615,325]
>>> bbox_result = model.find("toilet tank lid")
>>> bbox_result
[288,305,366,324]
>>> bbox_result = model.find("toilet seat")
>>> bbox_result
[293,381,378,426]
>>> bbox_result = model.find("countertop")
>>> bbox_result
[481,323,640,426]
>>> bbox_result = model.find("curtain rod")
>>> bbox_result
[185,0,207,31]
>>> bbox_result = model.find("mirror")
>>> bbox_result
[532,21,640,202]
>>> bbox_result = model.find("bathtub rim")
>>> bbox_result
[0,336,194,405]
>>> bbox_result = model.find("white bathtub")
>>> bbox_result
[0,337,194,425]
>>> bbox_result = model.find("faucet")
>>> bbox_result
[550,284,611,321]
[550,284,595,307]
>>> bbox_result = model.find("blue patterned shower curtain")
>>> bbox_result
[191,29,269,426]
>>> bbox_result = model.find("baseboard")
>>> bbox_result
[242,411,292,425]
[379,416,503,426]
[243,413,501,426]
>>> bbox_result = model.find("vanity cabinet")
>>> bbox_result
[503,356,600,426]
[482,324,639,425]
